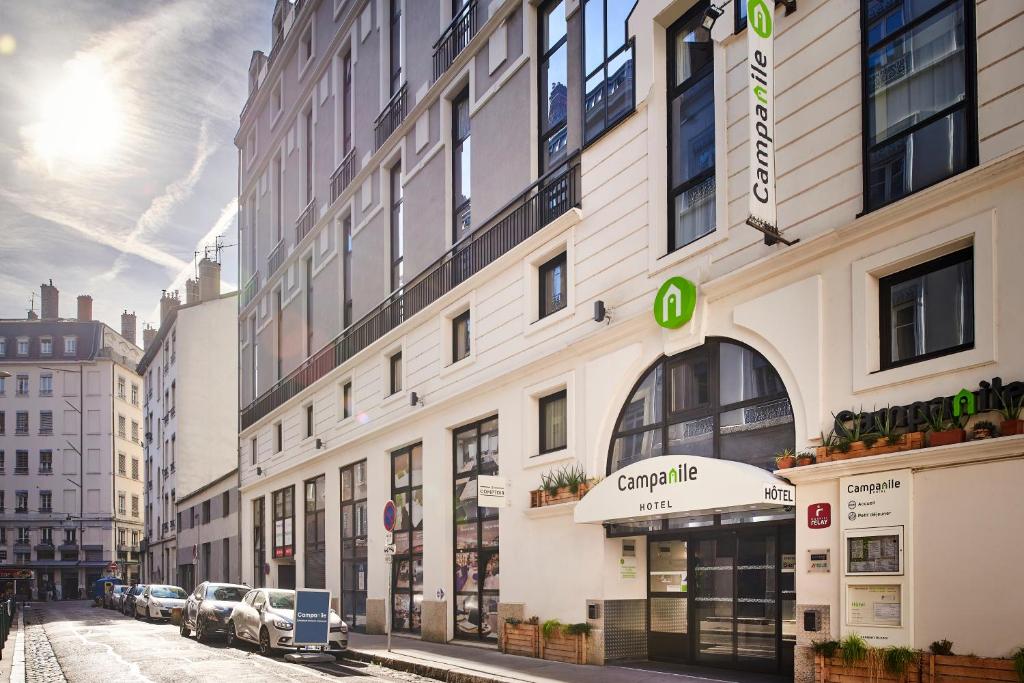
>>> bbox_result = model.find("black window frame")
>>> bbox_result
[305,403,314,439]
[581,0,637,147]
[878,246,974,370]
[304,474,327,589]
[275,421,283,453]
[389,351,403,395]
[271,485,295,559]
[391,443,423,632]
[253,496,265,591]
[539,389,568,454]
[305,256,314,357]
[343,216,353,327]
[858,0,978,214]
[538,251,568,319]
[251,436,258,465]
[538,0,570,176]
[452,86,472,245]
[451,310,471,363]
[342,381,353,419]
[734,0,748,33]
[340,460,368,631]
[390,164,404,292]
[389,0,402,96]
[667,1,717,254]
[342,52,353,153]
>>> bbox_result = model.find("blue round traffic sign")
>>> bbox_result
[383,500,397,532]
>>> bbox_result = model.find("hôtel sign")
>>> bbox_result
[574,455,794,525]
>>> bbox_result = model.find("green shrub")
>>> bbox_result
[840,634,868,666]
[1012,646,1024,683]
[564,623,591,636]
[929,639,954,656]
[882,646,918,678]
[811,640,840,658]
[541,619,563,640]
[505,616,522,626]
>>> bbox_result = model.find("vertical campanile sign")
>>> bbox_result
[746,0,791,246]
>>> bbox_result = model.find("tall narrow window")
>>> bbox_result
[453,417,499,642]
[389,0,402,96]
[389,352,403,395]
[343,53,353,152]
[252,497,265,587]
[275,290,283,380]
[343,381,353,419]
[304,108,314,205]
[582,0,635,143]
[538,251,568,318]
[340,460,368,631]
[391,444,423,632]
[305,404,314,438]
[668,6,716,252]
[343,217,353,327]
[539,0,569,174]
[272,486,295,558]
[250,316,259,399]
[390,165,404,291]
[274,155,284,243]
[305,257,314,357]
[452,88,472,243]
[304,475,326,589]
[539,389,568,453]
[452,311,471,363]
[251,436,258,465]
[861,0,976,212]
[275,421,283,453]
[879,247,974,369]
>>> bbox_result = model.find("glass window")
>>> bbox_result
[862,0,975,211]
[539,390,567,454]
[583,0,635,143]
[340,460,368,631]
[452,88,472,243]
[392,444,423,632]
[390,352,403,395]
[538,251,568,319]
[343,381,353,419]
[271,486,294,558]
[668,7,716,252]
[452,311,471,363]
[879,247,974,368]
[539,0,569,174]
[390,165,404,291]
[304,475,326,589]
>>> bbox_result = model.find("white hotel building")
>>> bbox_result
[235,0,1024,678]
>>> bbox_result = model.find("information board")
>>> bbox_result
[847,584,901,628]
[847,532,900,574]
[294,589,331,647]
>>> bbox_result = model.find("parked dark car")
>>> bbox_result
[180,582,250,642]
[122,584,146,616]
[105,585,128,610]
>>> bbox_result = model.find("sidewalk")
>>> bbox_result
[345,634,785,683]
[0,608,25,683]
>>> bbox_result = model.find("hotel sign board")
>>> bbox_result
[574,455,794,525]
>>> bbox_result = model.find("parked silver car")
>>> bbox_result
[180,582,250,642]
[105,585,128,610]
[135,584,188,621]
[226,588,348,657]
[122,584,146,616]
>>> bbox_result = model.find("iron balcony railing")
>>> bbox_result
[241,154,581,430]
[331,148,357,203]
[241,272,260,308]
[268,239,287,277]
[296,198,317,243]
[374,83,408,150]
[433,1,478,82]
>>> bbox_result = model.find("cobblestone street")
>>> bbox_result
[19,601,432,683]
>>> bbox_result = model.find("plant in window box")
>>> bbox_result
[795,451,815,466]
[970,420,998,440]
[919,405,967,447]
[997,390,1024,436]
[774,448,796,469]
[539,620,588,665]
[531,464,591,508]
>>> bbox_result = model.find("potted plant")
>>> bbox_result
[920,404,967,447]
[531,464,592,508]
[795,451,815,466]
[997,390,1024,436]
[775,448,796,469]
[540,619,589,664]
[971,420,999,440]
[502,616,540,657]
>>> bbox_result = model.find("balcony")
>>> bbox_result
[240,154,581,430]
[241,271,260,308]
[39,389,52,397]
[268,239,287,277]
[39,506,52,513]
[331,148,357,203]
[39,467,52,475]
[296,198,317,243]
[433,1,478,82]
[374,83,408,150]
[14,467,28,476]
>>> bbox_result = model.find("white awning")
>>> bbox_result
[574,455,795,524]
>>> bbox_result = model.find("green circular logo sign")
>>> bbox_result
[653,277,697,329]
[749,0,773,38]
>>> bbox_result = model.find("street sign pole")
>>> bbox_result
[382,499,397,653]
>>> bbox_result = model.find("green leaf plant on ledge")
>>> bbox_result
[531,464,593,508]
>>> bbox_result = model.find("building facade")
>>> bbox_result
[235,0,1024,678]
[174,469,241,592]
[0,283,144,599]
[140,259,239,586]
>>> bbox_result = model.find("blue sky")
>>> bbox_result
[0,0,273,333]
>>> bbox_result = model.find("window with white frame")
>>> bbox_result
[40,373,53,396]
[16,338,28,355]
[64,336,77,355]
[40,337,52,355]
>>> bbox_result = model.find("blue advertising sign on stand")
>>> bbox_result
[293,589,331,647]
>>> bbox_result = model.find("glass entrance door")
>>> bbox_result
[648,540,688,660]
[693,535,735,664]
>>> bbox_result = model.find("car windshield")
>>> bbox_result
[267,591,294,609]
[134,586,146,595]
[151,586,187,599]
[207,586,248,602]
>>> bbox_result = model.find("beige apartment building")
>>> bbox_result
[234,0,1024,679]
[139,258,239,588]
[0,282,144,599]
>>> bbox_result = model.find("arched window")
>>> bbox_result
[608,338,793,474]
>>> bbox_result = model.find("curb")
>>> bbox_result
[344,648,512,683]
[10,611,25,683]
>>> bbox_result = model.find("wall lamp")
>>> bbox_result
[702,3,724,30]
[410,391,424,407]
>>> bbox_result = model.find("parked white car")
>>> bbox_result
[135,584,188,621]
[226,588,348,657]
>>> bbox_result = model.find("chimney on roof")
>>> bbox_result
[121,310,137,345]
[27,309,38,320]
[77,295,93,322]
[185,278,200,305]
[41,279,59,319]
[142,324,157,350]
[198,257,221,302]
[159,290,180,326]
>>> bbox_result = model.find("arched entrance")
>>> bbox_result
[605,338,796,675]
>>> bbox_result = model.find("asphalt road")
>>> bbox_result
[24,600,424,682]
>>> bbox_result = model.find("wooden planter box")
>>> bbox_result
[502,623,539,658]
[815,653,1018,683]
[816,432,924,463]
[1000,418,1024,436]
[529,482,591,508]
[541,630,587,665]
[928,429,966,447]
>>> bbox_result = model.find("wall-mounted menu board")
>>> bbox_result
[847,584,901,627]
[846,527,902,575]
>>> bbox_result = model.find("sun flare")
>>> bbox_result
[25,54,123,170]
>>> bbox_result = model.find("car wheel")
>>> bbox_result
[259,627,274,657]
[180,619,190,638]
[195,616,207,644]
[225,621,237,648]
